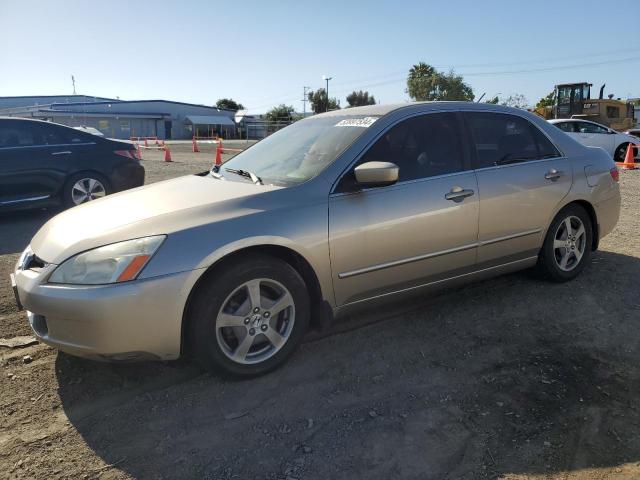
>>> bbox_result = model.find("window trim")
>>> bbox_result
[329,110,472,195]
[462,111,564,171]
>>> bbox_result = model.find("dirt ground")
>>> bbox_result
[1,146,639,480]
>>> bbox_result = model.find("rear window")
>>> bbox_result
[555,122,576,133]
[466,112,560,168]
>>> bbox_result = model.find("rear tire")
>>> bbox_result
[614,143,629,163]
[63,172,111,208]
[187,254,310,377]
[534,204,593,282]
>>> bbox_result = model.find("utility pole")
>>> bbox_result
[302,86,310,117]
[71,75,76,95]
[322,75,332,112]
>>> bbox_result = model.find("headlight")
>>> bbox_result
[49,236,165,285]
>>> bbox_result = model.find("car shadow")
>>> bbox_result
[0,208,59,255]
[56,250,640,479]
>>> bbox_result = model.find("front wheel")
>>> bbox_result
[534,204,593,282]
[187,254,310,377]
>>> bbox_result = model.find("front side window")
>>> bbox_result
[577,122,608,134]
[357,112,464,182]
[0,122,45,148]
[555,122,577,133]
[219,115,380,186]
[466,112,560,168]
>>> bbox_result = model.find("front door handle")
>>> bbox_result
[545,169,563,180]
[445,187,474,202]
[51,150,72,156]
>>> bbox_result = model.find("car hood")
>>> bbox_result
[31,175,283,264]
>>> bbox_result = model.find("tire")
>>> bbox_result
[534,204,593,282]
[614,143,629,163]
[187,254,310,377]
[63,172,111,208]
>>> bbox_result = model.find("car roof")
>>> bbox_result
[308,101,536,118]
[548,118,611,128]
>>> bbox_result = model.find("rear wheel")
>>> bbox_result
[63,172,110,208]
[187,254,310,377]
[614,143,629,163]
[535,204,593,282]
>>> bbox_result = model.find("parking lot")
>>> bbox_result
[1,144,640,479]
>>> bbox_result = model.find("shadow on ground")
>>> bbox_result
[57,250,640,479]
[0,208,58,255]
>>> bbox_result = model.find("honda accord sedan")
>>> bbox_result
[11,103,620,377]
[0,117,144,211]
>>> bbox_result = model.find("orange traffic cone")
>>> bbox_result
[616,143,637,170]
[215,141,222,166]
[164,145,172,162]
[192,137,199,153]
[144,138,148,148]
[137,143,143,160]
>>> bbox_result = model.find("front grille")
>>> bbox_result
[29,313,48,337]
[23,254,47,270]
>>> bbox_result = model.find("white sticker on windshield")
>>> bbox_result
[334,117,378,128]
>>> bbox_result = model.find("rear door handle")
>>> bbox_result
[545,169,563,180]
[445,187,474,202]
[51,150,72,156]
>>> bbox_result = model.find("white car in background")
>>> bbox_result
[549,119,638,162]
[73,126,105,137]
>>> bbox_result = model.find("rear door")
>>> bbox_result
[329,112,479,306]
[575,121,615,155]
[465,112,572,266]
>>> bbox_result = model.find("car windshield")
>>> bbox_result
[218,115,380,186]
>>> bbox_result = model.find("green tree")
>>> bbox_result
[406,62,474,101]
[535,91,556,109]
[501,94,529,109]
[265,104,295,122]
[215,98,244,111]
[308,88,340,113]
[485,96,499,104]
[346,90,376,107]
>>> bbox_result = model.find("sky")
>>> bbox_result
[1,0,640,113]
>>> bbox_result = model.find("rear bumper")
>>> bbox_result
[14,265,197,361]
[111,161,145,193]
[594,187,621,241]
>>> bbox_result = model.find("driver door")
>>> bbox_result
[328,112,479,306]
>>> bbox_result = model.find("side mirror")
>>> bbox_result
[354,161,399,187]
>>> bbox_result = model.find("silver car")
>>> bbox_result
[11,102,621,376]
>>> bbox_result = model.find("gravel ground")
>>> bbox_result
[1,150,639,479]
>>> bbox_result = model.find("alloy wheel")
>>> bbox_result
[71,178,106,205]
[215,278,295,365]
[553,215,587,272]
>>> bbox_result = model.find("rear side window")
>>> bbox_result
[0,122,45,148]
[466,112,560,168]
[577,122,608,134]
[36,124,91,145]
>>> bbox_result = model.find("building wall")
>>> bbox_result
[0,97,239,140]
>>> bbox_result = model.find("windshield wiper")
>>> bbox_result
[224,168,263,185]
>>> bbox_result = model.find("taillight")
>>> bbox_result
[610,167,619,182]
[114,149,141,160]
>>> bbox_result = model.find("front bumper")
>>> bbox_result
[13,265,199,361]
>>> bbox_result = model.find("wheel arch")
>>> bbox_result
[180,244,332,355]
[547,199,599,251]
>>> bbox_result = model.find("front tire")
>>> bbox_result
[187,254,310,377]
[535,204,593,282]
